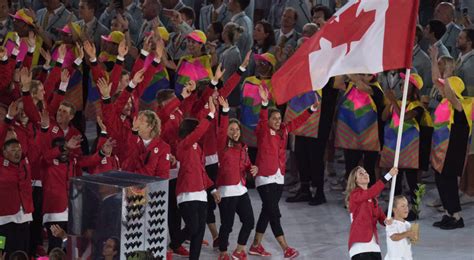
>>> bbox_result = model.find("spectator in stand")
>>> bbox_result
[136,0,163,48]
[274,7,300,50]
[252,20,276,55]
[455,28,474,96]
[301,22,318,38]
[199,0,231,32]
[424,19,451,58]
[166,7,195,64]
[413,24,433,96]
[34,0,77,47]
[228,0,253,60]
[160,0,187,29]
[76,0,110,47]
[311,4,332,28]
[0,0,13,41]
[98,0,140,44]
[434,2,462,58]
[267,0,287,30]
[206,22,225,61]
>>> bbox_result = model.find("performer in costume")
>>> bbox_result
[380,73,433,220]
[429,46,472,230]
[335,74,385,187]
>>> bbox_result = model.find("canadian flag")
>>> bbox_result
[272,0,419,104]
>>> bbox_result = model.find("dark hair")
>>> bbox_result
[428,20,447,40]
[211,22,224,43]
[82,0,98,12]
[156,89,176,106]
[415,24,423,44]
[227,118,242,143]
[311,4,333,20]
[179,6,195,22]
[109,236,120,253]
[236,0,250,10]
[3,139,20,150]
[463,28,474,45]
[284,7,298,21]
[255,20,276,53]
[9,250,28,260]
[60,101,77,116]
[224,22,244,44]
[268,107,281,118]
[178,118,199,138]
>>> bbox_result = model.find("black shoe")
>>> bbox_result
[286,192,311,202]
[309,194,327,206]
[405,210,419,221]
[440,217,464,230]
[433,215,452,227]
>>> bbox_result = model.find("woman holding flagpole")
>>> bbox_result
[428,46,472,230]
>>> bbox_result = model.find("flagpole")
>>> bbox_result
[387,68,411,219]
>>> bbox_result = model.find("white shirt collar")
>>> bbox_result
[458,49,474,63]
[280,28,295,39]
[213,3,224,14]
[413,44,419,51]
[51,4,64,15]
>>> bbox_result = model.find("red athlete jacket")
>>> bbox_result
[0,156,33,216]
[175,115,214,196]
[216,110,252,187]
[122,131,171,179]
[348,179,387,250]
[255,104,313,176]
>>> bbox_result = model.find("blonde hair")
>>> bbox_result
[393,195,408,208]
[345,166,364,210]
[139,110,161,138]
[438,55,455,76]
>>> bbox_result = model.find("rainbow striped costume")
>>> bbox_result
[284,90,322,138]
[335,82,383,151]
[380,101,432,169]
[431,98,473,173]
[175,54,213,94]
[241,77,273,147]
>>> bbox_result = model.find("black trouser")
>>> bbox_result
[168,178,184,251]
[218,193,255,252]
[351,252,382,260]
[44,221,67,253]
[0,222,30,258]
[205,163,218,225]
[435,168,461,215]
[256,183,284,237]
[394,169,419,203]
[344,149,379,186]
[29,186,43,255]
[295,136,328,195]
[178,201,207,260]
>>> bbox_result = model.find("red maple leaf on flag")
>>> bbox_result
[315,1,376,54]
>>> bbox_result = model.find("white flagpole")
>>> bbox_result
[386,68,411,219]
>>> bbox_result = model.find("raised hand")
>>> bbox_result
[58,44,67,60]
[0,46,6,60]
[96,77,112,98]
[40,48,52,66]
[50,224,67,239]
[61,69,70,83]
[213,63,225,82]
[388,167,399,177]
[132,68,146,85]
[116,13,129,31]
[101,138,116,156]
[75,42,84,60]
[241,51,252,68]
[217,96,228,109]
[96,116,107,132]
[208,96,216,114]
[19,67,32,91]
[143,34,153,53]
[118,39,128,57]
[132,116,139,131]
[66,135,83,150]
[428,45,439,60]
[7,100,20,117]
[83,40,96,60]
[155,39,165,60]
[258,84,268,103]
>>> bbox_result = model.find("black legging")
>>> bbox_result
[205,163,218,224]
[29,186,43,255]
[179,201,208,260]
[394,169,419,203]
[168,178,184,251]
[0,222,30,258]
[344,149,379,186]
[218,193,255,252]
[351,252,382,260]
[256,183,284,237]
[295,136,328,194]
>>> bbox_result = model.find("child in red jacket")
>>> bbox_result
[174,97,220,260]
[345,166,398,259]
[249,85,318,259]
[216,97,257,260]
